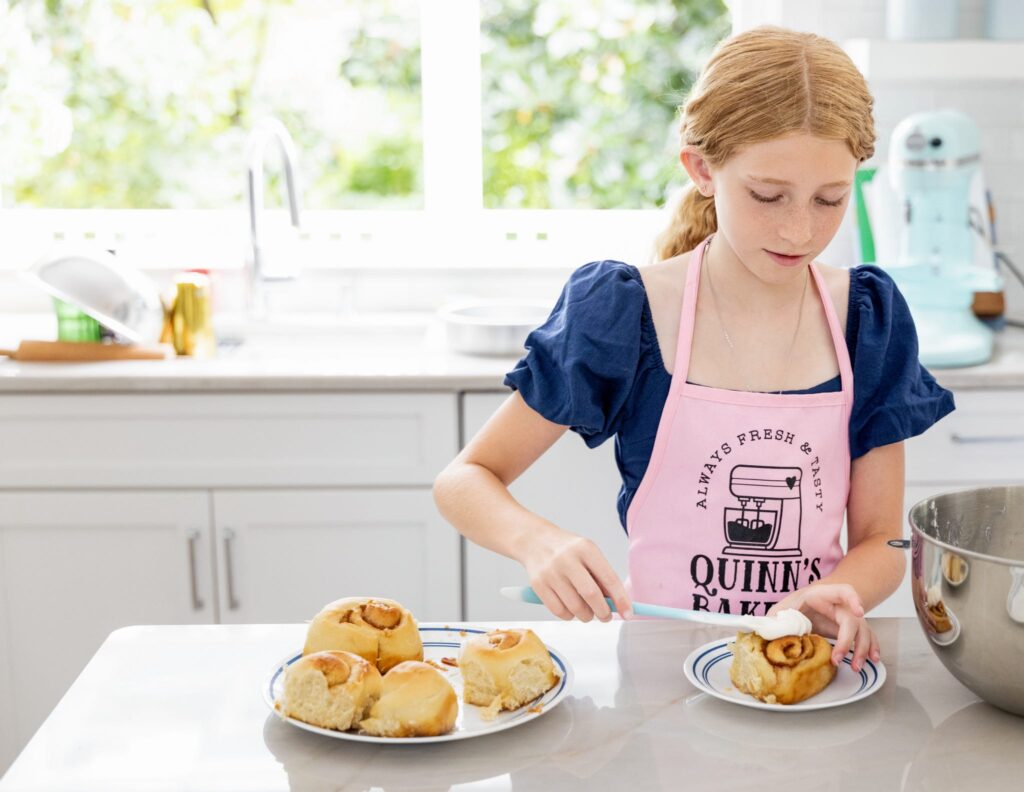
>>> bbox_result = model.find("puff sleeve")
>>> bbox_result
[504,260,646,447]
[847,265,956,459]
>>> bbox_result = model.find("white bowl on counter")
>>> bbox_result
[438,300,550,357]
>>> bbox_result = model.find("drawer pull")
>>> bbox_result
[951,433,1024,445]
[187,529,204,611]
[224,527,240,610]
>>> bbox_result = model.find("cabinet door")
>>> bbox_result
[212,489,459,625]
[461,392,628,621]
[0,491,213,774]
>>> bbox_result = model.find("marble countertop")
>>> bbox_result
[1,620,1022,791]
[1,315,1024,393]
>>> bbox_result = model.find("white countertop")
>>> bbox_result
[2,315,1024,392]
[1,620,1022,791]
[0,315,517,392]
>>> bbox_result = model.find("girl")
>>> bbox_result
[433,26,954,674]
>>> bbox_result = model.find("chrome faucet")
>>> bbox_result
[245,117,302,316]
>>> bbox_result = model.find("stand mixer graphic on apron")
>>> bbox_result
[723,465,802,557]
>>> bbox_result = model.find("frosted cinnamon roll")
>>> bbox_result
[303,597,423,673]
[728,632,837,705]
[459,628,559,719]
[280,650,382,730]
[359,661,458,737]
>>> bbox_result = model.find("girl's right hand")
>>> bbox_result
[517,527,633,622]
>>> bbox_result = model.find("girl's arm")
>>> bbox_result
[432,391,633,621]
[822,440,907,610]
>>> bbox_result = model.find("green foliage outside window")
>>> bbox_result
[3,0,422,209]
[481,0,729,209]
[1,0,728,211]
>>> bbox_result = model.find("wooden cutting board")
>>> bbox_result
[0,340,175,362]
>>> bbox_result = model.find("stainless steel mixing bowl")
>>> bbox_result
[908,486,1024,716]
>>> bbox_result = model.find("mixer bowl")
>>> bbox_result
[908,486,1024,716]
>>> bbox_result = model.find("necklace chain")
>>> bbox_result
[703,236,809,394]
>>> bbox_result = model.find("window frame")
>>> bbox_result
[1,0,674,273]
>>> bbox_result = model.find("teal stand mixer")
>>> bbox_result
[885,109,1001,368]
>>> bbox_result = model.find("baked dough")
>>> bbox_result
[728,632,837,705]
[924,600,953,633]
[303,597,423,673]
[942,551,969,586]
[913,577,954,634]
[281,650,382,730]
[459,628,559,718]
[359,660,458,737]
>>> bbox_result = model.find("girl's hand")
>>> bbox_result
[517,527,633,622]
[768,583,880,672]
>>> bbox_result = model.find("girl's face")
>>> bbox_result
[686,132,857,284]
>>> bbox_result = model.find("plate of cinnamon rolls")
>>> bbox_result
[264,596,573,743]
[684,631,886,711]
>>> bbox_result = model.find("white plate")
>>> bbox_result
[684,638,886,712]
[263,625,573,744]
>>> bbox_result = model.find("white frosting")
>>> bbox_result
[748,608,813,640]
[926,583,943,608]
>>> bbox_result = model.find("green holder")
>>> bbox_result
[53,299,102,342]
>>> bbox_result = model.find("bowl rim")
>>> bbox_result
[908,487,1024,568]
[437,299,552,327]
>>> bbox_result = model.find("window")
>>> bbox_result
[0,1,731,270]
[1,0,422,210]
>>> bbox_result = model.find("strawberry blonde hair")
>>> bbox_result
[654,26,876,260]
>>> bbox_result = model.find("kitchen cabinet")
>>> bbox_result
[0,490,213,773]
[0,391,458,776]
[211,490,458,624]
[0,392,457,489]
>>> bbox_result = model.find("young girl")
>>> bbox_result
[433,26,954,674]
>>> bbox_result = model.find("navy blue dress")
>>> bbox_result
[505,261,956,532]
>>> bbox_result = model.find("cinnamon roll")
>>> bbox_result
[459,628,559,718]
[728,632,837,705]
[303,597,423,673]
[359,661,458,737]
[913,578,954,634]
[280,650,382,730]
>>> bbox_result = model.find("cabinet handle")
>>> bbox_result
[224,527,240,611]
[951,433,1024,445]
[187,529,204,611]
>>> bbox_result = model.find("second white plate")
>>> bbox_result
[684,638,886,712]
[264,625,573,743]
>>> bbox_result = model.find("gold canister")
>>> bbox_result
[171,273,215,357]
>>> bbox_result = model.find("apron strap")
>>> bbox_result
[809,262,855,401]
[669,235,710,391]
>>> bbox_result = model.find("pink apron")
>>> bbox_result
[625,235,853,614]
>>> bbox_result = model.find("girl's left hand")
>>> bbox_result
[767,583,880,673]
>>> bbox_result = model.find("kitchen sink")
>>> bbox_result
[210,314,438,361]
